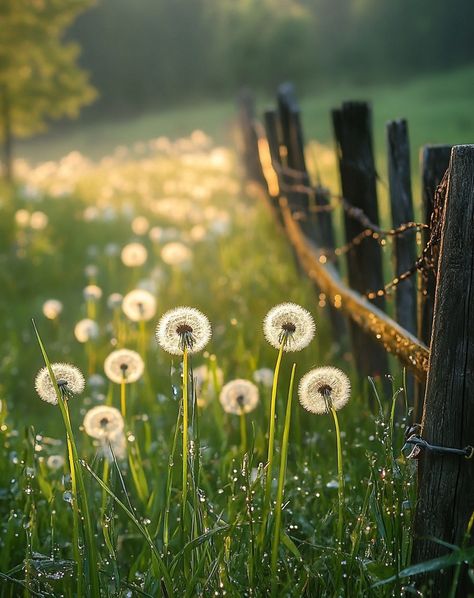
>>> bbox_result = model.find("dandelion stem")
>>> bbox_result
[139,319,146,359]
[271,363,296,594]
[120,378,126,418]
[32,320,100,597]
[260,342,284,547]
[240,410,247,454]
[330,407,344,548]
[182,348,189,533]
[65,430,83,598]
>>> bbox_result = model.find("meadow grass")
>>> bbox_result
[0,122,472,595]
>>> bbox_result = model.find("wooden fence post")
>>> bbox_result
[412,145,474,597]
[387,119,417,400]
[415,144,453,419]
[237,89,264,184]
[331,101,389,379]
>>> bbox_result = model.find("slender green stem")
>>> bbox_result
[240,410,247,454]
[260,343,284,546]
[164,407,181,550]
[139,318,146,359]
[330,407,344,548]
[66,432,83,597]
[271,363,296,594]
[120,378,126,418]
[182,348,189,531]
[32,320,100,597]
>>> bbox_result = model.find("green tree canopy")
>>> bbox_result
[0,0,96,177]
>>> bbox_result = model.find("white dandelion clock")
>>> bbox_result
[156,307,211,355]
[122,289,157,322]
[253,368,274,388]
[219,379,259,415]
[298,367,351,415]
[42,299,63,320]
[83,405,125,441]
[121,242,148,267]
[263,302,315,352]
[35,363,85,405]
[46,455,65,470]
[160,242,192,267]
[107,293,123,309]
[104,349,144,384]
[74,318,99,343]
[83,285,103,301]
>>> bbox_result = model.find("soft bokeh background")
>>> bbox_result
[13,0,474,163]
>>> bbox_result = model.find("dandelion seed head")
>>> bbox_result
[83,284,103,301]
[122,289,157,322]
[121,242,148,267]
[46,455,65,470]
[131,216,150,236]
[74,318,99,343]
[30,211,48,230]
[42,299,63,320]
[107,293,123,309]
[219,379,259,415]
[156,307,211,355]
[298,367,351,414]
[104,349,144,384]
[35,363,85,405]
[160,242,192,267]
[83,405,124,440]
[100,431,127,461]
[263,302,315,352]
[253,368,274,388]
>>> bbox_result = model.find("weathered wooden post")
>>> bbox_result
[331,101,389,379]
[237,89,264,184]
[387,119,417,400]
[415,144,453,419]
[412,145,474,597]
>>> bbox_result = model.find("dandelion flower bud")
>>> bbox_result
[121,242,148,267]
[42,299,63,320]
[74,318,99,343]
[219,379,259,414]
[263,302,315,352]
[83,405,124,441]
[160,242,192,267]
[298,367,351,415]
[122,289,156,322]
[156,306,211,355]
[83,284,103,302]
[35,363,85,405]
[104,349,144,384]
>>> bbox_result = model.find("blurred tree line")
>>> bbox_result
[71,0,474,117]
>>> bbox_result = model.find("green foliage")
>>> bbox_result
[0,0,96,141]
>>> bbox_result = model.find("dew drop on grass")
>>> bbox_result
[63,491,73,504]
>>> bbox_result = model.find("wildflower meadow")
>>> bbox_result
[0,135,429,597]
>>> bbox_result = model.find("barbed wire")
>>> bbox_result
[261,154,444,301]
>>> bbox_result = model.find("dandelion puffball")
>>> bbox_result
[46,455,65,470]
[253,368,274,388]
[160,242,192,267]
[121,242,148,267]
[298,367,351,415]
[107,293,123,309]
[263,302,315,352]
[219,379,259,415]
[35,363,85,405]
[156,306,211,355]
[42,299,63,320]
[104,349,144,384]
[83,284,103,301]
[74,318,99,343]
[83,405,124,440]
[122,289,157,322]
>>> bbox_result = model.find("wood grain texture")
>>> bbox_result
[332,101,389,378]
[412,145,474,597]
